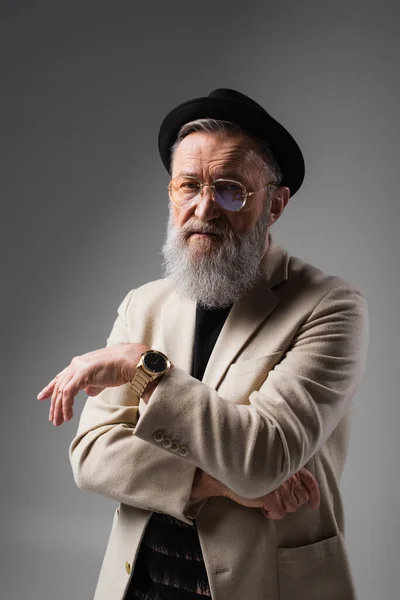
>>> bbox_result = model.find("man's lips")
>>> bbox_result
[188,231,219,237]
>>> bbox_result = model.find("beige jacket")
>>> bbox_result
[69,232,369,600]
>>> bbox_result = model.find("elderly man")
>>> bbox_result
[37,88,369,600]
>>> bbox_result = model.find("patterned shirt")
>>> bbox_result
[125,303,233,600]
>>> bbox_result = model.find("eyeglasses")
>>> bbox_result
[167,175,278,212]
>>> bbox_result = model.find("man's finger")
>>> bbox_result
[279,483,298,513]
[51,388,63,426]
[261,506,270,519]
[49,380,61,422]
[51,371,73,425]
[292,485,308,506]
[38,379,58,400]
[287,474,308,507]
[263,490,285,520]
[298,468,320,509]
[60,372,92,422]
[38,368,69,399]
[62,390,74,422]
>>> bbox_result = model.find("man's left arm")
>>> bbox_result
[133,285,369,499]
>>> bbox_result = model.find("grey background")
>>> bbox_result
[1,1,398,599]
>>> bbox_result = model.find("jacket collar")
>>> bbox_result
[160,231,289,389]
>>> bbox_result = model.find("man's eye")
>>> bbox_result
[181,182,200,189]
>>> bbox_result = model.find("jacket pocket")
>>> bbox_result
[226,351,285,376]
[277,532,356,600]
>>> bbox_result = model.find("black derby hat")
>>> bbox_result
[158,88,305,197]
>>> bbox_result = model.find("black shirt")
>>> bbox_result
[191,303,233,381]
[125,303,233,600]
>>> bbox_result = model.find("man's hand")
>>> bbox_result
[36,342,150,426]
[264,467,320,517]
[190,467,320,519]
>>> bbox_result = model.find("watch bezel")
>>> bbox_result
[141,350,171,376]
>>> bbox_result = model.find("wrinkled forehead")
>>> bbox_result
[171,131,263,178]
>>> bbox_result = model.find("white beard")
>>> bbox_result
[161,203,270,309]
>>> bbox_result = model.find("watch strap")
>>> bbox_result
[128,369,154,397]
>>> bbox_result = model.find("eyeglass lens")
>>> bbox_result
[169,177,245,211]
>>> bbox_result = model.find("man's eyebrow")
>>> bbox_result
[177,169,247,181]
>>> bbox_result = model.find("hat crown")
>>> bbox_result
[208,88,266,113]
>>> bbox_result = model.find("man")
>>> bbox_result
[37,88,369,600]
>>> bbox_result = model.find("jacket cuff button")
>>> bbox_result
[153,431,164,443]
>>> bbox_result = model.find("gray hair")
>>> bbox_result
[170,118,284,186]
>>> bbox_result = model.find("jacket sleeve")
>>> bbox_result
[68,289,207,525]
[132,285,370,499]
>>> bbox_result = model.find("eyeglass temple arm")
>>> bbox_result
[247,182,279,197]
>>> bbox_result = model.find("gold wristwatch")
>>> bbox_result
[128,349,172,397]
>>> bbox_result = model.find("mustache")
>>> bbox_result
[179,219,234,238]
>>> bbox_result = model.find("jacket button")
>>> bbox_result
[153,431,164,443]
[125,561,131,574]
[162,436,172,448]
[178,445,188,457]
[170,441,179,452]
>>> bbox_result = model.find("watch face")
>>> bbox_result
[143,351,168,374]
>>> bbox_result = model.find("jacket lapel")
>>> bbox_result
[160,294,197,374]
[160,232,289,389]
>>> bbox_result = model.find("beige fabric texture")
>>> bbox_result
[69,232,369,600]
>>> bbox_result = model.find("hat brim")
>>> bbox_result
[158,96,305,197]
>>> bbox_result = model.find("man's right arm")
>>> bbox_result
[69,289,207,524]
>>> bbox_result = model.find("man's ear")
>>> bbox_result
[268,186,290,226]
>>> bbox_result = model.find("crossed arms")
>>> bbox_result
[69,284,369,523]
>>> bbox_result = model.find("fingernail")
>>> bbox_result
[37,391,44,398]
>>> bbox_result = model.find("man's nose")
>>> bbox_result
[193,185,221,221]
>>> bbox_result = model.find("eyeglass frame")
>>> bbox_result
[167,175,279,212]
